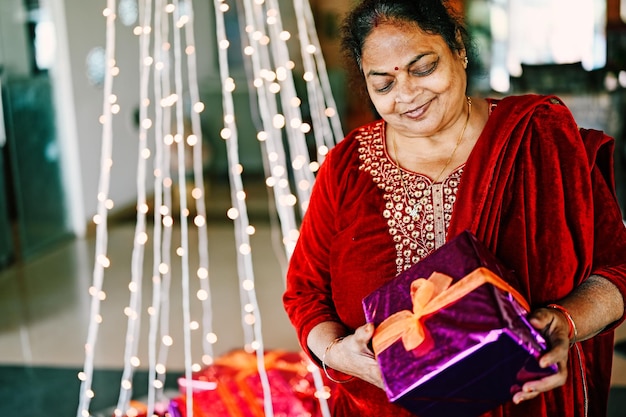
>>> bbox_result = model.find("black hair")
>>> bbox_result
[339,0,472,116]
[340,0,469,71]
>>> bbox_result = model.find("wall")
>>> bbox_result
[0,0,31,76]
[56,0,216,228]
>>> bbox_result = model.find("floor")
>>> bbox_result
[0,178,625,417]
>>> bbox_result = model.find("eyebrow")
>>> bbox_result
[365,52,435,77]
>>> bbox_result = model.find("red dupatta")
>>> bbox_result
[447,94,626,417]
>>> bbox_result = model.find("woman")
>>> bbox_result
[283,0,626,416]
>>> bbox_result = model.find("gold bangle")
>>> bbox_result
[321,336,354,383]
[547,303,578,345]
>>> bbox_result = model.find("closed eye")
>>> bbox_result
[410,56,439,77]
[376,81,394,93]
[370,55,440,93]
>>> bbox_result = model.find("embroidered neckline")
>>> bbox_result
[357,121,463,274]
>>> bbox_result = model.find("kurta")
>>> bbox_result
[283,94,626,417]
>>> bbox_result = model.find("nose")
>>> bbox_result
[394,75,418,104]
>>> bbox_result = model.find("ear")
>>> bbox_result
[455,27,467,53]
[456,47,468,69]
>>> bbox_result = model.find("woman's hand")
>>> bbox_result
[323,323,384,388]
[512,307,571,404]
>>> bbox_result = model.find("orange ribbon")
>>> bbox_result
[371,267,530,355]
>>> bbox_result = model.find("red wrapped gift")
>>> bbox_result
[169,350,331,417]
[114,400,148,417]
[362,231,557,417]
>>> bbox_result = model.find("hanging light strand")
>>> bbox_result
[293,0,344,164]
[155,0,175,399]
[302,0,343,146]
[180,0,216,367]
[232,0,292,280]
[264,0,316,219]
[170,1,195,416]
[240,0,300,261]
[292,4,340,411]
[80,1,342,416]
[214,1,274,416]
[76,2,117,416]
[237,0,332,414]
[145,0,169,414]
[261,0,334,413]
[113,0,153,414]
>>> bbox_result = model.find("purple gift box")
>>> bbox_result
[362,231,557,417]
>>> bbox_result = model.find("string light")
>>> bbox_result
[113,0,153,412]
[144,1,166,413]
[297,0,343,153]
[76,1,118,416]
[152,0,176,410]
[179,0,216,373]
[238,0,338,412]
[79,0,341,415]
[215,0,275,415]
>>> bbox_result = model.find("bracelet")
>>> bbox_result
[547,303,578,344]
[321,336,354,384]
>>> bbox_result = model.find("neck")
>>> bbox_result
[390,96,472,183]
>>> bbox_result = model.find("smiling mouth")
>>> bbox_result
[402,101,430,118]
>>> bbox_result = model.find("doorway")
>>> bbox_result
[0,0,72,268]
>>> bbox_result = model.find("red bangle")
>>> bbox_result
[547,303,578,343]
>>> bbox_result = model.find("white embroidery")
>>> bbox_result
[357,122,463,273]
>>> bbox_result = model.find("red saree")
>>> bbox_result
[283,94,626,417]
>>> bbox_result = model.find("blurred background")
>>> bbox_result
[0,0,624,416]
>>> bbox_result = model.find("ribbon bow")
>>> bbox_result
[371,267,529,355]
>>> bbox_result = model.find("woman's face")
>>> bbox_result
[361,21,467,138]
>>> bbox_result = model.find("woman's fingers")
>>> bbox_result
[528,308,571,366]
[353,322,376,356]
[339,324,383,387]
[512,363,568,403]
[513,308,571,403]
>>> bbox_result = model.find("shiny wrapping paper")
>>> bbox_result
[169,350,330,417]
[362,231,557,417]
